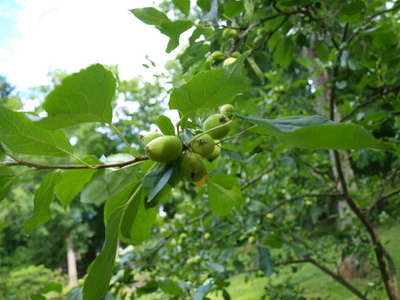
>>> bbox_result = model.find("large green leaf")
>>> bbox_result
[142,165,174,202]
[207,174,243,216]
[237,114,392,150]
[159,20,193,53]
[158,277,184,295]
[83,206,123,300]
[0,166,13,202]
[0,107,73,156]
[273,37,294,68]
[172,0,190,15]
[38,64,116,129]
[256,246,273,277]
[169,52,250,115]
[55,156,102,209]
[24,171,62,234]
[130,7,170,26]
[80,165,141,204]
[156,115,175,135]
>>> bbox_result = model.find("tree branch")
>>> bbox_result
[241,164,277,190]
[341,83,400,122]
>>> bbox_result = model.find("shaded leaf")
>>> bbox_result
[247,56,265,84]
[66,287,83,300]
[142,165,174,202]
[156,115,175,135]
[0,107,73,157]
[202,0,219,23]
[207,174,243,215]
[172,0,190,15]
[169,52,250,115]
[273,37,294,68]
[24,172,62,234]
[130,7,171,26]
[38,64,116,129]
[159,277,184,295]
[237,114,392,150]
[256,246,273,277]
[81,165,141,204]
[104,184,137,222]
[0,166,13,202]
[83,207,123,300]
[56,156,102,209]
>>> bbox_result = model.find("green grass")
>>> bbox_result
[208,224,400,300]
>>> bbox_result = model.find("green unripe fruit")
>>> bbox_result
[231,51,241,58]
[222,28,238,39]
[253,36,264,47]
[219,104,235,117]
[190,133,215,157]
[204,232,211,240]
[180,152,207,185]
[207,140,221,161]
[202,114,231,139]
[211,51,226,60]
[257,27,268,37]
[145,136,182,163]
[223,57,237,67]
[140,132,163,145]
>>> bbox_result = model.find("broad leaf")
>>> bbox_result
[159,20,193,53]
[142,165,174,202]
[0,107,73,157]
[223,1,244,19]
[38,64,116,129]
[159,277,184,295]
[156,115,175,135]
[0,166,13,202]
[81,165,141,204]
[24,172,62,234]
[67,287,83,300]
[193,281,214,300]
[104,183,137,222]
[0,143,5,154]
[172,0,190,15]
[83,207,123,300]
[119,184,143,240]
[130,7,170,26]
[238,114,392,150]
[56,156,102,209]
[120,190,158,245]
[273,37,294,68]
[207,174,243,215]
[169,52,250,115]
[41,282,63,293]
[256,246,273,277]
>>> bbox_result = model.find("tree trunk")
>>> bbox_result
[66,231,78,287]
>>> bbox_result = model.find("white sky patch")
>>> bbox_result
[1,0,175,92]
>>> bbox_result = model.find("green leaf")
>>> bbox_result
[104,183,137,222]
[156,115,176,135]
[24,171,62,234]
[172,0,190,15]
[56,156,101,209]
[315,40,330,61]
[83,207,123,300]
[158,277,184,295]
[66,287,83,300]
[0,107,73,157]
[207,174,243,215]
[0,166,13,202]
[243,0,255,24]
[130,7,171,26]
[119,183,143,240]
[0,143,5,154]
[41,281,63,293]
[193,282,214,300]
[273,37,294,68]
[169,51,250,115]
[38,64,116,129]
[81,165,141,204]
[159,20,193,53]
[223,1,244,19]
[256,246,273,277]
[246,56,265,85]
[120,189,158,245]
[142,165,174,202]
[202,0,219,23]
[30,294,46,300]
[237,114,392,150]
[205,261,225,273]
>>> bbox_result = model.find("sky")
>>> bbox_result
[0,0,175,93]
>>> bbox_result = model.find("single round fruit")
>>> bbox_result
[223,57,237,67]
[219,104,235,117]
[231,51,241,58]
[202,114,231,139]
[190,133,215,157]
[211,51,226,60]
[222,28,238,39]
[180,152,208,184]
[140,132,163,145]
[207,140,221,161]
[145,136,182,162]
[204,232,211,240]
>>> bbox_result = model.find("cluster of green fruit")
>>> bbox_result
[140,104,235,186]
